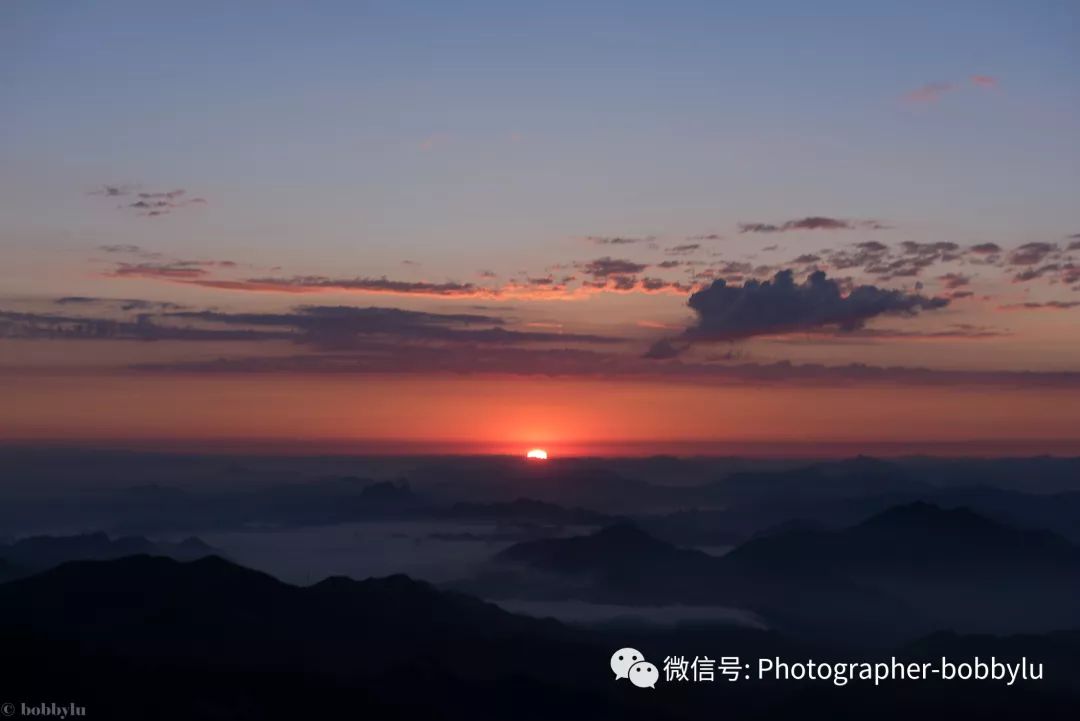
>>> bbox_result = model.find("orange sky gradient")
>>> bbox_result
[3,373,1078,456]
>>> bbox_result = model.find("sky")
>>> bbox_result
[2,1,1079,454]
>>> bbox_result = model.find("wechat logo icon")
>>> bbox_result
[610,647,659,689]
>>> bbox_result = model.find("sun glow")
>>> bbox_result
[526,448,549,460]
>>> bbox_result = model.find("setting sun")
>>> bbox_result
[525,448,549,460]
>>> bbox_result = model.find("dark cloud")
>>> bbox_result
[88,185,132,197]
[98,244,146,254]
[1008,242,1057,266]
[113,256,689,299]
[129,346,1080,390]
[0,309,286,343]
[580,257,649,278]
[108,260,235,280]
[170,305,622,348]
[1012,264,1063,283]
[738,217,877,234]
[792,254,821,264]
[817,240,981,281]
[970,243,1002,254]
[110,262,213,280]
[642,339,684,360]
[1,303,622,349]
[899,241,961,258]
[54,296,186,312]
[766,324,1009,343]
[182,276,486,297]
[687,234,724,241]
[998,301,1080,311]
[938,273,971,289]
[585,235,654,245]
[639,277,692,293]
[684,269,948,341]
[90,186,208,217]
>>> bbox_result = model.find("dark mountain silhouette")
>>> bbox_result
[0,554,586,676]
[2,553,1078,719]
[0,554,704,720]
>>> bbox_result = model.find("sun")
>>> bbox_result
[525,448,549,460]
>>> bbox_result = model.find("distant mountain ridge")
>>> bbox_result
[468,502,1080,641]
[0,532,216,579]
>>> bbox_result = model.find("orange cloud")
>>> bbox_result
[904,82,956,103]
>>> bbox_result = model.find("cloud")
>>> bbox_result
[0,303,623,350]
[938,272,971,290]
[128,346,1080,390]
[418,133,449,151]
[812,240,1014,281]
[53,296,186,312]
[90,186,208,217]
[998,301,1080,311]
[585,235,654,245]
[665,244,701,255]
[683,269,948,341]
[110,262,213,280]
[737,217,880,233]
[904,76,998,104]
[642,339,685,360]
[765,323,1009,343]
[580,257,649,278]
[98,244,146,254]
[1012,264,1068,283]
[0,309,288,343]
[88,185,133,197]
[109,258,692,300]
[1008,242,1058,266]
[107,260,236,280]
[639,277,692,293]
[166,305,621,349]
[687,234,724,241]
[904,82,956,103]
[182,275,488,297]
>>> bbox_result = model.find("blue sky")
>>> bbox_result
[1,1,1079,446]
[3,0,1078,273]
